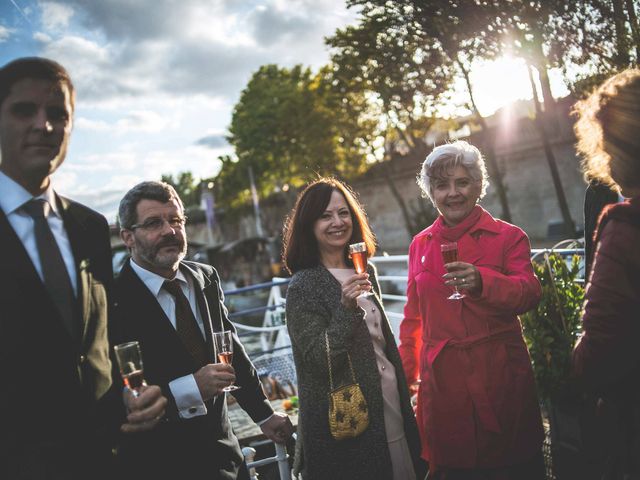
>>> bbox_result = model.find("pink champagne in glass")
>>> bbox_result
[213,331,240,391]
[441,242,465,300]
[348,242,372,297]
[217,351,233,365]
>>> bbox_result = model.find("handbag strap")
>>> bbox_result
[324,331,357,390]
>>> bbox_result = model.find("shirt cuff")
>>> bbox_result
[169,374,208,419]
[255,412,277,426]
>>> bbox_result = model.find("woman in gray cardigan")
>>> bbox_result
[283,178,426,480]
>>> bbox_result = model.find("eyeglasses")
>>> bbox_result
[129,216,187,231]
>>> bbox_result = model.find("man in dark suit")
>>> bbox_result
[0,57,167,480]
[113,181,293,479]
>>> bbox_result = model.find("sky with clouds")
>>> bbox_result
[1,0,571,223]
[0,0,359,220]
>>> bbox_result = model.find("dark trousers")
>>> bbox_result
[427,451,546,480]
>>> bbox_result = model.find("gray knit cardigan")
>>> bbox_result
[286,263,425,480]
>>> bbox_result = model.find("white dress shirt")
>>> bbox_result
[129,259,208,418]
[0,171,78,294]
[129,260,275,426]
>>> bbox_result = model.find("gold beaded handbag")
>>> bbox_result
[325,331,369,440]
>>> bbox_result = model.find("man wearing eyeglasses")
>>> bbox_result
[0,57,167,480]
[112,181,293,479]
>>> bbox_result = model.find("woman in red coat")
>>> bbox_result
[573,69,640,479]
[399,140,544,479]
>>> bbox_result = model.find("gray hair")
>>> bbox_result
[118,181,184,229]
[417,140,489,204]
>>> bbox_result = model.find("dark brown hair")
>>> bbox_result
[0,57,75,111]
[282,177,376,274]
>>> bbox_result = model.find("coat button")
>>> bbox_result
[188,407,197,414]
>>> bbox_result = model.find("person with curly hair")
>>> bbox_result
[573,68,640,480]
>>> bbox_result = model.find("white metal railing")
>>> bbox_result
[244,437,295,480]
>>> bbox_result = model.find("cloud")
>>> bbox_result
[0,25,12,42]
[40,1,74,30]
[196,133,229,149]
[30,0,356,103]
[115,110,171,133]
[74,117,110,132]
[249,5,314,47]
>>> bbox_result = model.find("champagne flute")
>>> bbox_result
[213,331,240,391]
[114,341,146,397]
[441,241,465,300]
[348,242,372,297]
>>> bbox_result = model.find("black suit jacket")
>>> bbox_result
[112,259,273,479]
[0,194,120,480]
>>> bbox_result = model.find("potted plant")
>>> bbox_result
[521,252,584,406]
[521,252,608,479]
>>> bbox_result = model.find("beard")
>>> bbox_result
[137,235,187,271]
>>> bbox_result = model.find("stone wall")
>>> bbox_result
[351,99,586,252]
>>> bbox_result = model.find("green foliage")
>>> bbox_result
[216,64,370,208]
[521,253,585,405]
[161,171,200,207]
[558,0,640,95]
[327,3,453,153]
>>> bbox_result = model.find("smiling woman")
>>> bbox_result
[400,140,545,479]
[282,177,427,480]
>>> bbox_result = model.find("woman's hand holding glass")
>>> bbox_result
[340,272,371,310]
[442,262,482,295]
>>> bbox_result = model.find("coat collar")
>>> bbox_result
[418,205,501,241]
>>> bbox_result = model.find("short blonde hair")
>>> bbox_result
[417,140,489,204]
[574,68,640,191]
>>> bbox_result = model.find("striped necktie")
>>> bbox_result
[162,279,209,367]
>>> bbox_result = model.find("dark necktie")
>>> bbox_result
[162,279,209,367]
[22,199,77,338]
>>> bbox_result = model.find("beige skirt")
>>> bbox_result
[389,434,417,480]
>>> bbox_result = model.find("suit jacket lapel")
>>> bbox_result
[181,262,217,361]
[120,261,181,339]
[0,205,76,342]
[118,260,216,374]
[57,195,92,340]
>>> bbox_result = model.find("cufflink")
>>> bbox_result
[188,407,198,414]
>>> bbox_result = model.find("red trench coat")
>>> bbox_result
[399,208,544,468]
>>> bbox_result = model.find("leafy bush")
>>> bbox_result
[521,253,584,405]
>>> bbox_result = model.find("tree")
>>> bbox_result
[411,0,578,235]
[555,0,640,96]
[402,0,515,222]
[334,1,516,225]
[326,3,454,236]
[216,64,371,209]
[161,171,200,207]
